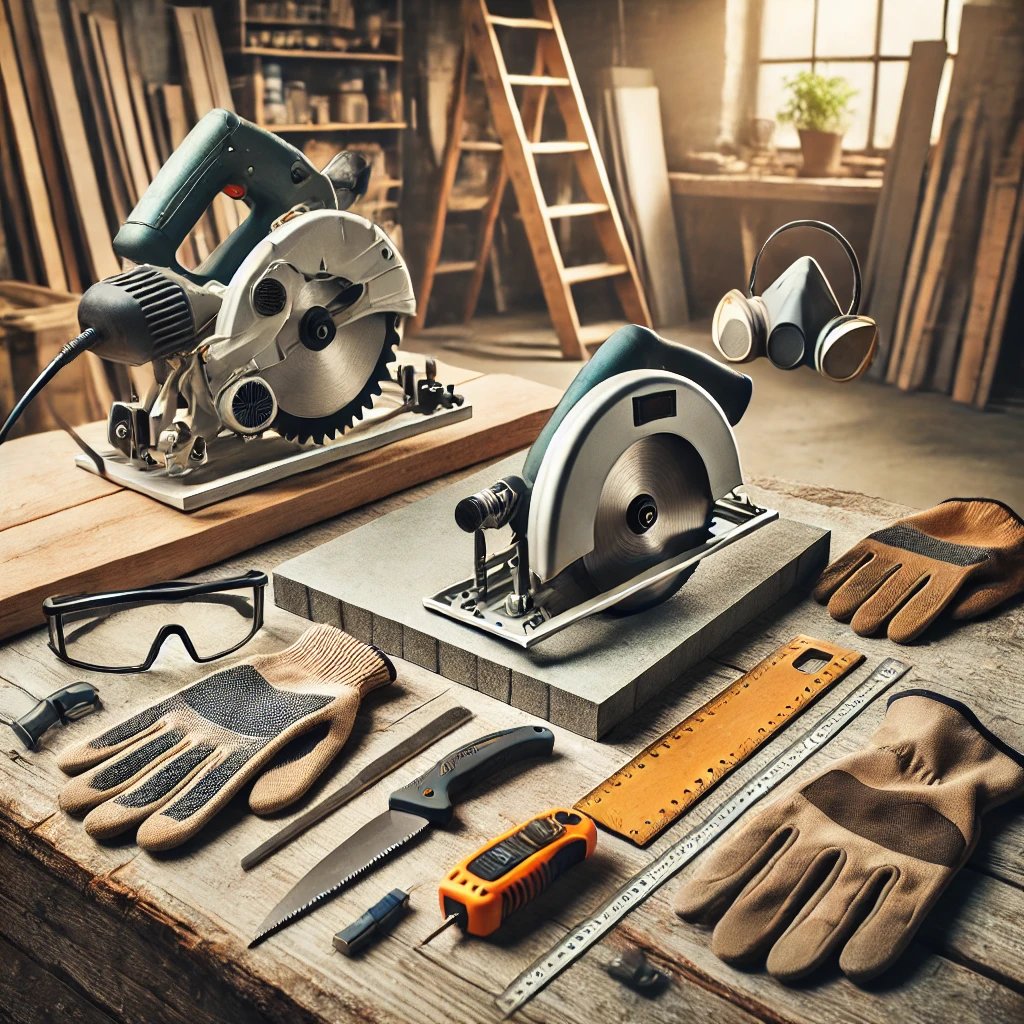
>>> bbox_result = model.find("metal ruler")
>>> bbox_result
[496,657,912,1017]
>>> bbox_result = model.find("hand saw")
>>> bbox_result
[575,635,863,845]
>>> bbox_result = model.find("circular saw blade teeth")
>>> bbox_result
[269,313,400,444]
[582,434,713,611]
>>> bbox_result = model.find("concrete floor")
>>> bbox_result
[404,314,1024,511]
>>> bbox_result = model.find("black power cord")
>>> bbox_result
[0,327,99,446]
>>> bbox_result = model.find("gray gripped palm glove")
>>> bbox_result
[58,625,395,851]
[674,691,1024,983]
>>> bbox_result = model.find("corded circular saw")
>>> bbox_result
[424,325,779,647]
[0,111,465,484]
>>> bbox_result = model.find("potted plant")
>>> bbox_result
[778,71,857,177]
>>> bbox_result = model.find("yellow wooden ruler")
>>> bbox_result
[575,635,864,845]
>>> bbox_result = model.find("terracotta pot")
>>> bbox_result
[797,129,844,177]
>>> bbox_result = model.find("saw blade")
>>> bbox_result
[249,808,429,946]
[262,309,398,445]
[582,434,712,611]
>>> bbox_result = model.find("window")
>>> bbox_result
[755,0,963,152]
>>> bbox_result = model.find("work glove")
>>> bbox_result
[58,625,395,851]
[813,498,1024,643]
[674,691,1024,983]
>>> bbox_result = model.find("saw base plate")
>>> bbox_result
[424,495,778,648]
[74,401,472,511]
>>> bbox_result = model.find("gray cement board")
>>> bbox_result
[274,454,830,739]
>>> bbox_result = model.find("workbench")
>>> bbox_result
[2,460,1022,1024]
[668,171,882,273]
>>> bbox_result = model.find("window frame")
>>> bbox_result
[755,0,958,153]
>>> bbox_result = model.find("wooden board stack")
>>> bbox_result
[0,2,241,289]
[867,5,1024,409]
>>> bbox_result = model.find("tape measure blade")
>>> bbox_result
[497,657,912,1018]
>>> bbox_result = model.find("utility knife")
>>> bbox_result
[249,724,555,946]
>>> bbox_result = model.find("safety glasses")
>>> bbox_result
[43,570,267,673]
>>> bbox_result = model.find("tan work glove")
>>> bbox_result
[58,625,394,851]
[674,691,1024,983]
[813,498,1024,642]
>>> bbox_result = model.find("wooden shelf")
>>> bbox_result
[261,121,406,132]
[232,46,402,61]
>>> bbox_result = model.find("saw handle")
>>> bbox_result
[113,110,338,285]
[389,726,555,826]
[522,324,753,485]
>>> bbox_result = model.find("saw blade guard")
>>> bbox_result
[527,369,744,584]
[208,208,414,370]
[521,324,752,487]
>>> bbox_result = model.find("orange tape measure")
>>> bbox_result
[421,808,597,944]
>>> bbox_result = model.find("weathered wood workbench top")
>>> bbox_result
[2,461,1022,1024]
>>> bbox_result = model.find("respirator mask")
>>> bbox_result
[712,219,878,382]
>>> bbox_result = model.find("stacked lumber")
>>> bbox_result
[870,5,1024,408]
[0,1,242,289]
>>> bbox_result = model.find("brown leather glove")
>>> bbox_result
[58,625,394,851]
[674,691,1024,983]
[813,498,1024,642]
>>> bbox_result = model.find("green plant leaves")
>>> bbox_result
[777,71,857,133]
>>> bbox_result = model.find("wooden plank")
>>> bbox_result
[29,0,119,283]
[68,6,131,227]
[886,6,1007,385]
[894,95,980,390]
[120,15,161,181]
[161,82,211,265]
[0,0,66,290]
[172,6,234,244]
[85,11,138,209]
[5,0,81,293]
[952,132,1024,404]
[862,39,946,381]
[91,14,150,205]
[973,178,1024,408]
[0,371,560,640]
[0,69,38,283]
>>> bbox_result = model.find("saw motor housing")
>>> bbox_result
[76,110,419,474]
[425,326,779,647]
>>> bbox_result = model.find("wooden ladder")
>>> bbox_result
[409,0,651,359]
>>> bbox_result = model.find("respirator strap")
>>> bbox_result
[747,219,862,315]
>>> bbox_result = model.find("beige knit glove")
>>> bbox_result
[58,625,394,851]
[674,691,1024,983]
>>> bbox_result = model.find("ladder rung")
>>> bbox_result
[507,74,570,87]
[530,140,589,154]
[546,202,610,219]
[562,262,628,285]
[434,260,478,275]
[460,139,502,152]
[448,194,491,212]
[486,15,553,29]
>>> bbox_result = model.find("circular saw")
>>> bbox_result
[425,325,780,648]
